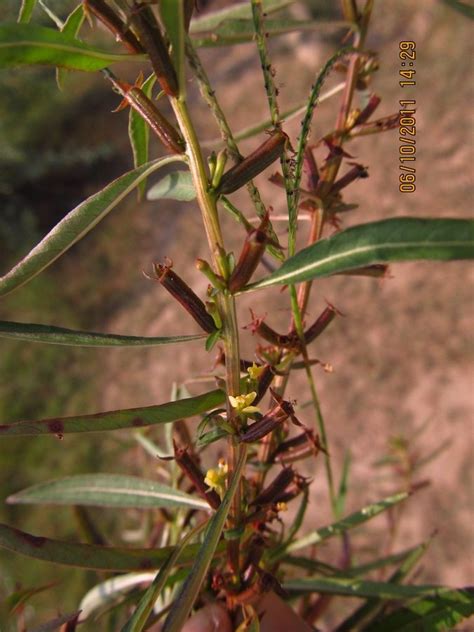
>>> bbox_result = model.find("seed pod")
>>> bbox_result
[151,263,217,334]
[303,304,338,345]
[331,162,368,194]
[123,86,185,154]
[228,215,270,293]
[174,444,221,510]
[254,364,274,405]
[85,0,144,54]
[352,93,381,126]
[216,130,288,195]
[246,310,299,349]
[239,397,291,443]
[271,474,309,504]
[251,467,295,506]
[130,4,178,97]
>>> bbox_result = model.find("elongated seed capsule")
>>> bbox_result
[303,146,320,191]
[174,445,221,510]
[331,163,368,194]
[338,264,388,278]
[129,4,178,97]
[246,310,299,349]
[183,0,196,32]
[353,93,381,126]
[254,364,274,405]
[124,87,184,154]
[84,0,144,54]
[216,130,288,195]
[271,475,309,504]
[239,401,290,443]
[272,431,310,457]
[152,263,217,334]
[303,305,337,345]
[228,215,269,293]
[251,467,295,506]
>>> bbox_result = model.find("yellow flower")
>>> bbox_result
[248,362,265,381]
[228,391,261,415]
[204,459,228,498]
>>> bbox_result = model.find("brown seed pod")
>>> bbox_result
[216,130,288,195]
[151,263,217,334]
[251,467,295,506]
[129,3,179,97]
[84,0,144,54]
[303,304,338,345]
[123,86,185,154]
[228,215,270,293]
[174,444,221,510]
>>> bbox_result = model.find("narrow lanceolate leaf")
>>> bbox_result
[243,218,474,291]
[57,4,86,90]
[0,23,144,70]
[281,492,409,556]
[7,474,210,511]
[0,388,225,436]
[122,523,207,632]
[284,577,454,600]
[79,573,157,623]
[363,587,474,632]
[0,522,222,571]
[0,156,185,297]
[160,0,185,96]
[0,321,204,347]
[162,447,247,632]
[190,0,293,33]
[129,74,156,199]
[147,171,196,202]
[18,0,37,23]
[441,0,474,19]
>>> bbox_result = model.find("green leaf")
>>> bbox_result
[7,474,210,511]
[18,0,37,23]
[336,538,432,631]
[56,4,86,90]
[441,0,474,19]
[363,587,474,632]
[0,387,225,436]
[79,572,157,623]
[129,74,156,199]
[192,18,348,48]
[0,320,204,347]
[162,447,247,632]
[147,171,196,202]
[243,218,474,291]
[0,23,144,70]
[279,491,409,556]
[160,0,185,96]
[122,523,207,632]
[0,522,223,571]
[284,577,457,601]
[0,156,185,297]
[190,0,293,33]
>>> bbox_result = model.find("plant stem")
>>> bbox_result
[170,95,243,573]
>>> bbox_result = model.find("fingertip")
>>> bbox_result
[182,602,232,632]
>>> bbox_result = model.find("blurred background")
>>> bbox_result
[0,0,472,627]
